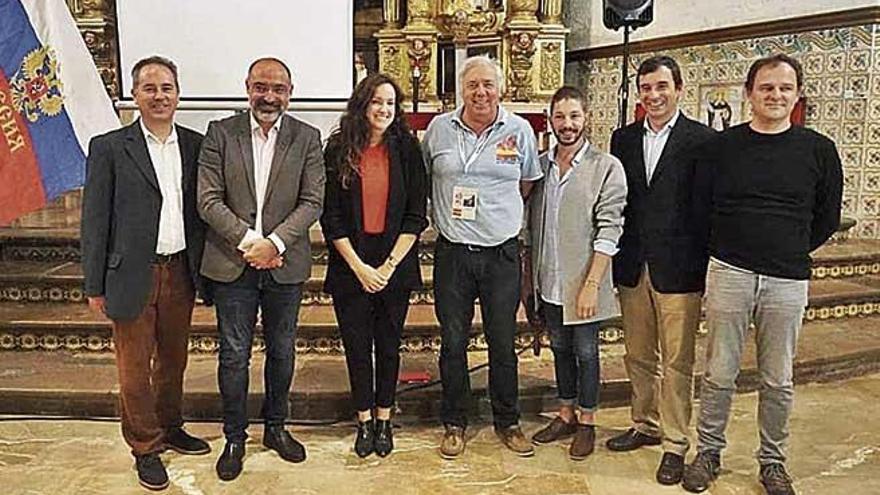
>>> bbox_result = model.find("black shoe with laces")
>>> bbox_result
[374,419,394,457]
[760,463,796,495]
[135,453,169,491]
[165,427,211,455]
[354,419,375,458]
[682,451,721,493]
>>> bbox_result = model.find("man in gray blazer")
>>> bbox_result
[198,57,325,481]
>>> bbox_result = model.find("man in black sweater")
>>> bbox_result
[683,55,842,495]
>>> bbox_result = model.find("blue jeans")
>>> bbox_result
[543,302,601,412]
[696,259,807,466]
[212,268,303,443]
[434,236,521,430]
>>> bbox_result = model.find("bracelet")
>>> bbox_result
[584,279,600,288]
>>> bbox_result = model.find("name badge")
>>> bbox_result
[451,185,478,221]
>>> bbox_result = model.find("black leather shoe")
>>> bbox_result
[656,452,685,485]
[354,419,375,458]
[135,453,169,491]
[165,427,211,455]
[682,451,721,493]
[263,426,306,463]
[374,419,394,458]
[215,441,245,481]
[606,428,662,452]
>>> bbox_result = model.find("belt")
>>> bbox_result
[152,251,185,265]
[439,235,516,252]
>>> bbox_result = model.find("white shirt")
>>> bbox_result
[140,120,185,255]
[539,140,618,305]
[237,113,286,254]
[642,110,680,184]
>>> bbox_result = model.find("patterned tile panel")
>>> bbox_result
[568,23,880,238]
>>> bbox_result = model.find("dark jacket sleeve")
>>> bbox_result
[400,135,429,236]
[691,134,719,255]
[80,135,114,297]
[809,135,843,250]
[319,138,351,241]
[610,128,623,161]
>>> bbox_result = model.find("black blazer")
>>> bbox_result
[319,132,428,295]
[611,115,715,293]
[81,121,206,320]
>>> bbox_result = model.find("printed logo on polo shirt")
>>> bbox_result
[495,134,519,165]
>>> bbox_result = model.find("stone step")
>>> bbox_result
[1,314,877,420]
[0,260,437,306]
[3,245,880,306]
[0,275,879,355]
[0,227,440,265]
[2,226,874,281]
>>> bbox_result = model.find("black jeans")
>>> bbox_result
[434,236,521,429]
[333,290,410,412]
[212,268,303,443]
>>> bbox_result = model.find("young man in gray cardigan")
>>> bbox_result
[528,86,627,460]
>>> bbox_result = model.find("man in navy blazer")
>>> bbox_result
[607,56,715,485]
[81,56,209,491]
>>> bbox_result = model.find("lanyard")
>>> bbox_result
[457,123,497,174]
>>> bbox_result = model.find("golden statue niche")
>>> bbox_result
[376,0,567,112]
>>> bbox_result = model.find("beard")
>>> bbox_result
[253,99,283,123]
[553,126,585,147]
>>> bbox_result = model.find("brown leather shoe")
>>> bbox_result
[569,424,595,461]
[496,425,535,457]
[531,417,577,445]
[439,425,465,459]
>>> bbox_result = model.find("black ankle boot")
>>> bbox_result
[354,419,375,458]
[374,419,393,457]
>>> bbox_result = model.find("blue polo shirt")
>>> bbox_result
[423,106,542,246]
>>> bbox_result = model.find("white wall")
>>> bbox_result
[116,0,353,100]
[576,0,879,49]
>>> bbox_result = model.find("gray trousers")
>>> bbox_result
[695,258,808,466]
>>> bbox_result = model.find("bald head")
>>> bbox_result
[246,57,292,128]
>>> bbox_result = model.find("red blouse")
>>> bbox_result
[360,143,390,234]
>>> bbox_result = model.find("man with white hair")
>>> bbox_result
[422,56,543,459]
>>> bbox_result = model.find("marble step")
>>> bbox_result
[2,226,874,279]
[1,314,877,421]
[0,227,439,265]
[2,243,880,306]
[1,274,879,355]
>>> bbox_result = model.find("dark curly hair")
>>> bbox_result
[329,73,410,188]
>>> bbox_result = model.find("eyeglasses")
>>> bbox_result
[250,83,290,96]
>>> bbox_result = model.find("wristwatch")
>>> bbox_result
[387,254,400,268]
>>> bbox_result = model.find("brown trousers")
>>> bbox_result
[618,266,702,455]
[111,256,194,456]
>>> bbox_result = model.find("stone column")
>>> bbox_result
[383,0,401,29]
[541,0,563,24]
[508,0,539,23]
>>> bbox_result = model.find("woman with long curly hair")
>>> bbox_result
[320,73,428,458]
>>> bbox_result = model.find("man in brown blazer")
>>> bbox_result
[197,57,325,481]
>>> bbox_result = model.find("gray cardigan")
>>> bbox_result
[527,144,627,325]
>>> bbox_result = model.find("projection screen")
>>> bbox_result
[116,0,353,101]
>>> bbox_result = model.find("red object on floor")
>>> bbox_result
[398,370,432,385]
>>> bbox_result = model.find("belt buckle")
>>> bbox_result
[466,244,482,252]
